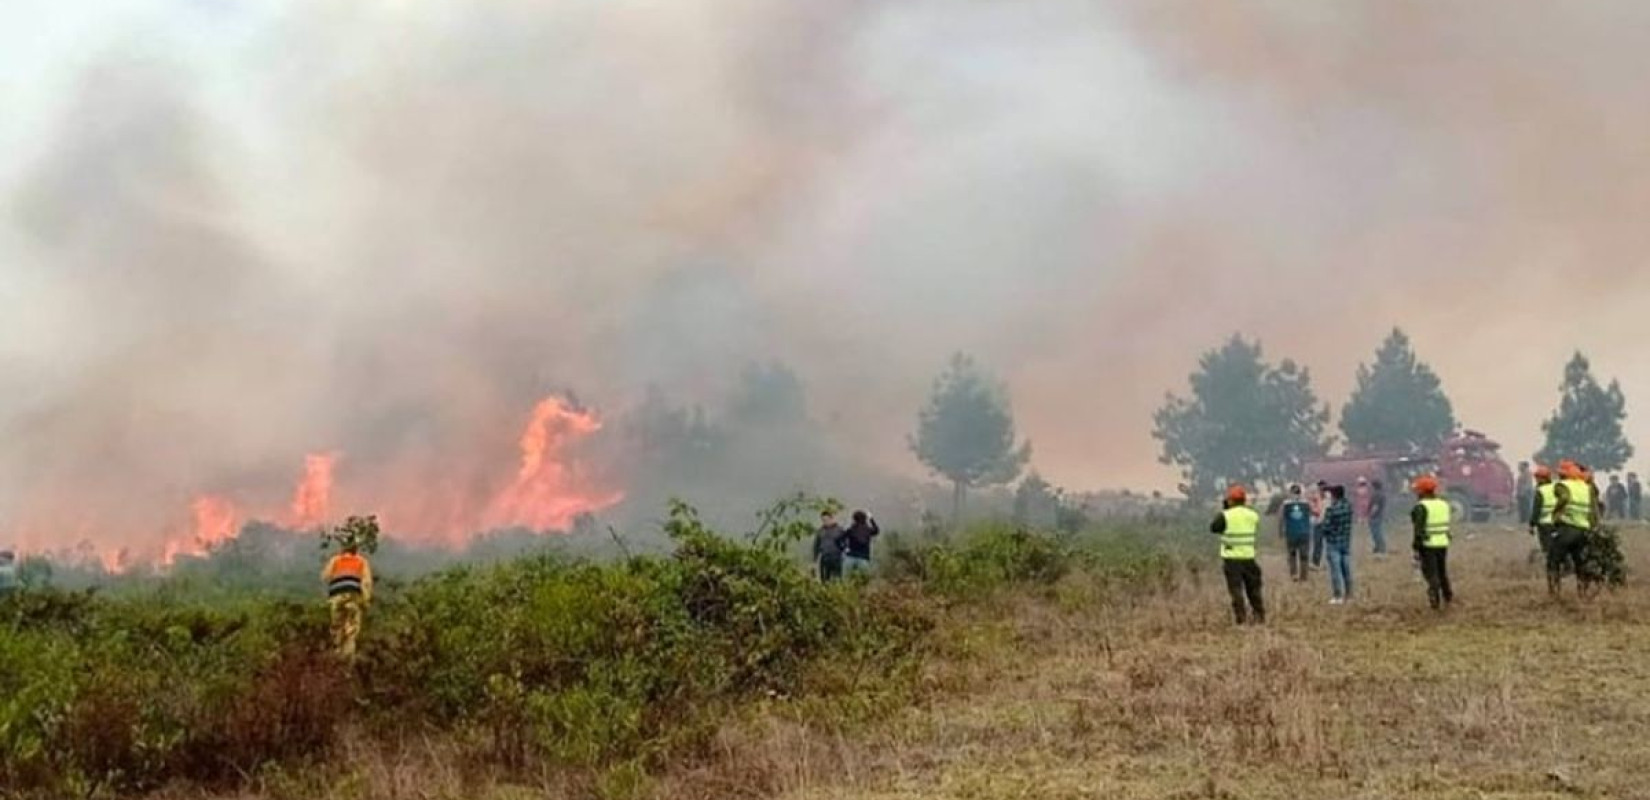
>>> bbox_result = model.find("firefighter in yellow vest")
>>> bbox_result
[322,543,374,658]
[1410,475,1454,610]
[1208,485,1265,625]
[1528,465,1559,557]
[1548,460,1599,596]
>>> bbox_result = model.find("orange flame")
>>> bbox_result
[100,547,132,575]
[484,395,622,532]
[161,494,241,566]
[18,396,623,571]
[290,452,339,529]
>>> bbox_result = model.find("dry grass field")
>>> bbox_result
[194,525,1650,800]
[682,525,1650,800]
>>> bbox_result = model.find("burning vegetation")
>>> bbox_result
[13,395,621,573]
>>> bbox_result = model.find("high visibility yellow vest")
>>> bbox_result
[1560,479,1594,530]
[1536,483,1558,526]
[1221,506,1261,560]
[1419,498,1451,549]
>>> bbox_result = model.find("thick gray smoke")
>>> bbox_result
[3,1,1650,558]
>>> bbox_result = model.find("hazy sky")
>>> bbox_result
[4,1,1650,554]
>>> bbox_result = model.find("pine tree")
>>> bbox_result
[1153,335,1332,500]
[1340,328,1457,454]
[1537,352,1633,471]
[911,354,1032,520]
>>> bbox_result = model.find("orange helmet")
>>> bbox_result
[1558,460,1582,480]
[1533,464,1552,480]
[1412,475,1440,495]
[1225,485,1248,503]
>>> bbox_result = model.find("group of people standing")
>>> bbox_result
[1518,461,1640,523]
[1212,475,1458,625]
[812,510,880,582]
[1274,480,1388,602]
[1526,461,1606,595]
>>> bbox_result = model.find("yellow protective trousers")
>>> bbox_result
[329,593,364,659]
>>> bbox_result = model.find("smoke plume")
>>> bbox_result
[4,1,1650,560]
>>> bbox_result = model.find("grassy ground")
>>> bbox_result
[699,525,1650,800]
[189,524,1650,800]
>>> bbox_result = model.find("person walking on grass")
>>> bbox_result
[321,542,373,659]
[1411,475,1454,610]
[841,510,880,577]
[1606,475,1628,521]
[1318,485,1355,604]
[1529,465,1558,561]
[1367,479,1389,555]
[1549,460,1599,597]
[1309,481,1330,569]
[1278,485,1314,581]
[1515,461,1534,525]
[1209,485,1265,625]
[812,510,848,583]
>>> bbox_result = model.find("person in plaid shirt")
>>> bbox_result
[1317,485,1355,604]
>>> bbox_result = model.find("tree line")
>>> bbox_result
[910,329,1633,509]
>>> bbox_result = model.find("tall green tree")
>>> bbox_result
[1339,328,1457,454]
[1013,471,1059,529]
[728,361,808,428]
[1154,335,1332,500]
[911,353,1031,520]
[1536,352,1633,471]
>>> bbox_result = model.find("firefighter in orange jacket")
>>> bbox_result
[322,544,373,658]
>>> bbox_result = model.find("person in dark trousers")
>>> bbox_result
[1209,485,1264,625]
[842,510,880,576]
[1278,485,1314,581]
[1514,461,1534,526]
[812,511,847,583]
[1629,473,1643,521]
[1309,481,1330,569]
[1411,475,1454,610]
[1606,475,1628,521]
[1549,460,1599,596]
[1318,485,1355,604]
[1529,465,1558,560]
[1368,479,1389,555]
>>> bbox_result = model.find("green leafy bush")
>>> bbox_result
[1583,526,1629,588]
[882,521,1183,603]
[0,500,935,795]
[0,500,1179,797]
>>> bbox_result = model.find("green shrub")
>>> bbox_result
[883,521,1183,603]
[0,501,1173,796]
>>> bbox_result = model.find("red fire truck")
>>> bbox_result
[1302,431,1516,522]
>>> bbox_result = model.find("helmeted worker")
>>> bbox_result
[1410,475,1454,610]
[322,543,374,658]
[1528,465,1558,556]
[1548,460,1598,595]
[1209,485,1265,625]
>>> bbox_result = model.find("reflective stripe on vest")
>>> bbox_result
[1221,506,1261,560]
[1560,479,1594,530]
[328,554,366,596]
[328,577,364,597]
[1419,498,1451,549]
[1536,483,1558,526]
